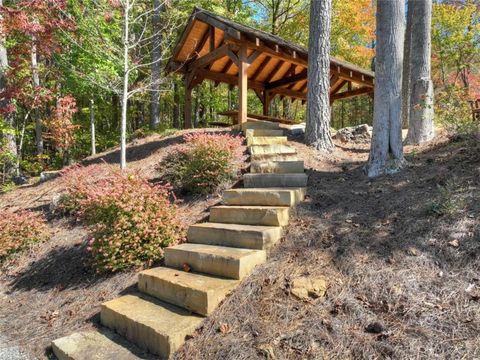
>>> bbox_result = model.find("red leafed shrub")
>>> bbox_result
[60,164,180,272]
[160,132,245,194]
[0,210,49,262]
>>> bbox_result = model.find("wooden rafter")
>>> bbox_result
[186,44,229,72]
[331,87,373,101]
[197,68,264,91]
[330,78,347,95]
[251,56,271,81]
[266,68,307,90]
[265,60,285,83]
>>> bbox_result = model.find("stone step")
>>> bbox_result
[188,222,283,250]
[210,205,289,226]
[52,330,143,360]
[100,293,203,358]
[164,243,266,280]
[245,129,284,137]
[138,267,239,316]
[223,188,306,207]
[248,144,296,156]
[251,153,299,162]
[246,136,288,146]
[241,120,280,130]
[244,173,308,188]
[250,160,304,174]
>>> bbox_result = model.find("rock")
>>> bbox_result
[40,170,60,182]
[12,176,28,185]
[291,276,328,300]
[334,124,373,143]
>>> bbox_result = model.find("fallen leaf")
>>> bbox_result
[219,323,231,334]
[448,240,459,248]
[182,263,191,272]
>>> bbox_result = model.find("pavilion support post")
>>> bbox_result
[238,44,248,124]
[263,91,272,116]
[184,79,193,129]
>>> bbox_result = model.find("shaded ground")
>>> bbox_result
[1,127,479,359]
[175,132,480,359]
[0,128,246,359]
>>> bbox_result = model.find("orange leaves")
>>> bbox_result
[45,95,79,151]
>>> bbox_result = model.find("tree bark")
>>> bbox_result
[31,35,43,155]
[0,0,18,177]
[305,0,334,151]
[120,1,130,170]
[405,0,434,145]
[401,0,414,129]
[173,80,180,128]
[365,0,405,178]
[90,98,96,156]
[149,0,163,130]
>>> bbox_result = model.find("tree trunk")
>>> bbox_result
[149,0,163,129]
[90,98,96,156]
[365,0,405,178]
[305,0,334,151]
[401,0,414,129]
[120,1,130,170]
[0,0,18,177]
[31,35,43,155]
[405,0,434,145]
[173,80,180,128]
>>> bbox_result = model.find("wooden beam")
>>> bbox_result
[247,50,261,64]
[251,56,271,81]
[331,87,373,101]
[271,87,306,100]
[330,64,374,87]
[263,91,272,116]
[196,69,264,91]
[238,44,248,124]
[299,81,308,93]
[209,25,215,52]
[186,44,229,72]
[265,60,285,83]
[266,69,308,90]
[330,78,347,95]
[225,37,308,67]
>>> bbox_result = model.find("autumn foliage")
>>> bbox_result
[0,210,49,262]
[60,164,180,272]
[160,132,245,194]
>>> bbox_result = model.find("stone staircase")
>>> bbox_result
[51,120,308,360]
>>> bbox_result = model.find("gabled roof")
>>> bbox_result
[167,7,374,101]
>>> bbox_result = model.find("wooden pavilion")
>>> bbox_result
[166,7,375,128]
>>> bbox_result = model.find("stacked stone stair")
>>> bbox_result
[51,119,307,360]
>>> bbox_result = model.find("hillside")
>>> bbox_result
[1,128,479,359]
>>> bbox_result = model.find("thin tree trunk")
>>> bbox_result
[305,0,334,151]
[173,80,180,128]
[0,0,17,177]
[90,98,96,156]
[149,0,163,129]
[405,0,434,145]
[365,0,405,177]
[120,1,130,170]
[401,0,413,129]
[31,35,43,155]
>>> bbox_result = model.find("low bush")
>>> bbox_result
[428,179,465,216]
[0,210,49,262]
[60,164,180,272]
[160,132,244,194]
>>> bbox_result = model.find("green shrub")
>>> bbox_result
[428,179,465,216]
[160,132,245,194]
[0,210,49,262]
[60,164,181,272]
[435,85,478,136]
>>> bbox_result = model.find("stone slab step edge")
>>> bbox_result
[246,136,288,146]
[138,267,239,316]
[245,129,284,137]
[222,188,305,207]
[251,153,299,162]
[248,144,296,156]
[52,330,144,360]
[243,173,308,188]
[164,243,267,280]
[250,160,304,174]
[210,205,290,226]
[188,222,283,250]
[100,293,203,358]
[241,120,280,130]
